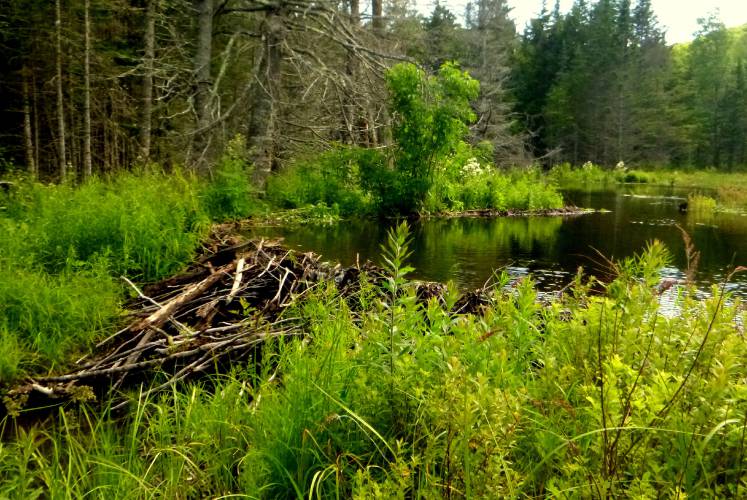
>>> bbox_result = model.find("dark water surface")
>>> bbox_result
[249,185,747,298]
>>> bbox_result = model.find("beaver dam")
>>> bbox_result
[4,234,492,416]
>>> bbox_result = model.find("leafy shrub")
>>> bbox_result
[620,169,651,183]
[267,147,376,216]
[202,135,263,220]
[378,62,479,214]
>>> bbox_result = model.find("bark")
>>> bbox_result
[140,0,156,164]
[342,0,360,144]
[83,0,93,179]
[372,0,383,34]
[55,0,67,181]
[22,67,36,177]
[192,0,213,175]
[248,10,284,189]
[32,73,40,174]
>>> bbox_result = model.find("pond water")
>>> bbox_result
[249,185,747,299]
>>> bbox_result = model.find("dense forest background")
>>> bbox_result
[1,0,746,182]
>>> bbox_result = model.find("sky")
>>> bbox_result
[413,0,747,44]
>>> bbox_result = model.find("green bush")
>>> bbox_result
[267,147,376,216]
[687,193,718,213]
[202,135,264,221]
[379,62,479,214]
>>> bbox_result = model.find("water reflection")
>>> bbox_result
[248,185,747,299]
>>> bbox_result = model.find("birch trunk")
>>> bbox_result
[55,0,67,181]
[83,0,93,178]
[140,0,156,163]
[22,67,36,177]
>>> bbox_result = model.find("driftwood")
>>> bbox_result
[4,237,492,415]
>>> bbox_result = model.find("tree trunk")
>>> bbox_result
[248,10,284,189]
[192,0,213,175]
[372,0,383,34]
[140,0,156,164]
[342,0,360,144]
[83,0,93,179]
[55,0,67,181]
[32,72,40,175]
[22,66,36,177]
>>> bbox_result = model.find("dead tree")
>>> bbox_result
[192,0,215,175]
[140,0,157,164]
[247,7,285,188]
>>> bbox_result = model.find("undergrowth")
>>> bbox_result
[2,224,745,498]
[0,155,260,383]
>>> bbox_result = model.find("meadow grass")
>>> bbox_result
[1,224,745,498]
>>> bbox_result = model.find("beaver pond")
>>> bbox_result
[249,185,747,303]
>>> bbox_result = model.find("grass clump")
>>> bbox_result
[550,161,613,187]
[550,161,654,188]
[425,156,564,213]
[0,266,120,379]
[687,193,718,213]
[2,170,209,281]
[3,225,746,498]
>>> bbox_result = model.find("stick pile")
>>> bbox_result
[5,236,491,414]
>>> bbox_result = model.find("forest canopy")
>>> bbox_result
[0,0,746,181]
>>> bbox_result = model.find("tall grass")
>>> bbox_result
[0,161,261,383]
[2,226,745,497]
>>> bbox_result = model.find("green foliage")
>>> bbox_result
[266,147,376,217]
[376,62,479,213]
[268,64,554,217]
[550,162,653,188]
[0,265,119,381]
[2,171,209,281]
[0,169,227,382]
[426,160,564,213]
[4,232,746,497]
[687,193,717,213]
[549,161,613,187]
[202,135,264,221]
[513,1,747,170]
